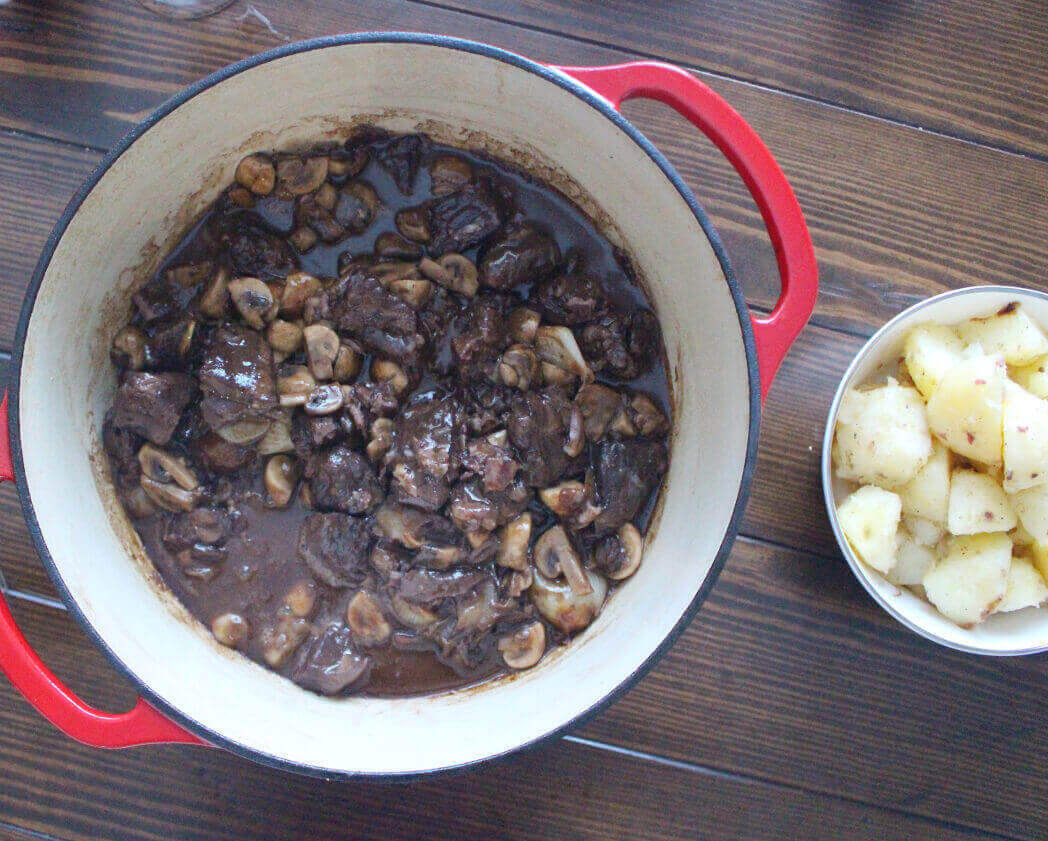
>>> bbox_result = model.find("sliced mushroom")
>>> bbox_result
[283,580,317,618]
[575,383,625,441]
[177,319,198,362]
[596,523,644,580]
[289,226,318,253]
[497,344,539,390]
[266,319,303,354]
[258,411,294,455]
[370,358,409,395]
[508,307,541,345]
[281,272,322,317]
[564,405,585,457]
[276,155,329,196]
[533,525,593,596]
[372,261,421,283]
[366,417,395,464]
[395,207,430,243]
[304,324,340,380]
[140,476,200,512]
[346,591,392,647]
[389,594,439,629]
[166,262,212,288]
[539,481,602,530]
[374,503,425,549]
[235,154,276,195]
[212,612,250,648]
[529,568,607,634]
[304,384,344,415]
[609,411,638,437]
[507,568,533,598]
[429,155,474,197]
[496,512,532,571]
[264,454,299,507]
[216,418,272,445]
[539,362,576,386]
[111,326,148,370]
[333,345,363,382]
[535,326,594,382]
[227,186,255,209]
[387,278,433,309]
[336,181,380,232]
[228,277,276,330]
[123,485,157,519]
[199,265,231,319]
[629,393,669,436]
[498,621,546,669]
[138,444,199,490]
[315,182,338,210]
[466,529,493,550]
[277,365,317,407]
[261,615,311,666]
[374,232,423,261]
[419,254,478,297]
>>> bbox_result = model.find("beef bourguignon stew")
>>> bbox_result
[103,128,671,697]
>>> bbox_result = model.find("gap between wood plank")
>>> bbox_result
[401,0,1048,166]
[0,818,68,841]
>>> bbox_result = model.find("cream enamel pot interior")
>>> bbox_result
[0,34,817,777]
[823,286,1048,656]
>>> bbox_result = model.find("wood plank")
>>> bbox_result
[1,0,1046,341]
[432,0,1048,159]
[0,595,1002,841]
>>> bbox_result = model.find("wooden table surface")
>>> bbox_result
[1,1,1047,838]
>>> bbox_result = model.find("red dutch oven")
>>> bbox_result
[0,34,816,777]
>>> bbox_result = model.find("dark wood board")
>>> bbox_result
[432,0,1048,160]
[0,595,1003,841]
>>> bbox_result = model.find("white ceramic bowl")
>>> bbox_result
[823,285,1048,655]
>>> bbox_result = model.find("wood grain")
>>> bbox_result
[1,0,1047,341]
[433,0,1048,159]
[0,595,1004,841]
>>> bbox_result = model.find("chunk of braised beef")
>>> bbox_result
[327,273,425,362]
[591,435,668,535]
[133,279,187,323]
[478,222,560,290]
[297,512,374,587]
[145,314,199,371]
[291,624,371,695]
[427,180,504,255]
[295,193,343,243]
[580,309,660,380]
[507,386,573,487]
[102,412,141,476]
[217,216,298,280]
[532,270,608,326]
[306,446,384,514]
[375,133,428,194]
[451,293,511,381]
[110,371,197,446]
[457,381,515,435]
[192,430,255,474]
[391,462,450,512]
[197,325,279,430]
[390,568,488,606]
[392,389,466,481]
[460,435,519,492]
[447,478,531,534]
[291,412,344,458]
[162,508,230,552]
[418,287,468,376]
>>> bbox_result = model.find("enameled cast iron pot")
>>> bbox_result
[0,34,817,778]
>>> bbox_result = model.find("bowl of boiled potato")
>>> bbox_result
[823,286,1048,654]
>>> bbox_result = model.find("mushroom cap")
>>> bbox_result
[529,568,608,633]
[533,525,593,596]
[498,621,547,669]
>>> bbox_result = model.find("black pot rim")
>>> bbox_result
[8,31,761,780]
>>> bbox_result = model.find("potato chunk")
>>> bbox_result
[1002,381,1048,492]
[1011,355,1048,399]
[837,485,901,575]
[955,304,1048,366]
[996,557,1048,613]
[1009,483,1048,542]
[947,469,1017,535]
[832,381,932,487]
[896,440,951,524]
[924,354,1007,464]
[887,534,936,586]
[903,514,944,547]
[922,533,1011,626]
[904,323,964,398]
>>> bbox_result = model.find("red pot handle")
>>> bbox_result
[0,392,203,748]
[551,61,818,402]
